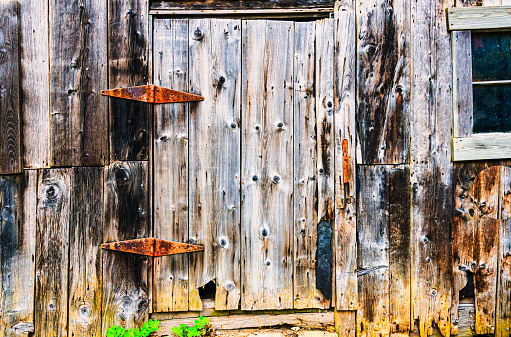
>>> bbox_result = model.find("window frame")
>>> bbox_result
[448,6,511,161]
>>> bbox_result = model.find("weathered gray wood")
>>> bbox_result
[356,0,410,165]
[150,1,335,10]
[153,18,190,313]
[19,0,50,169]
[0,171,37,337]
[411,0,454,333]
[109,0,150,161]
[388,166,411,336]
[497,166,511,337]
[149,8,333,18]
[293,21,324,309]
[453,134,511,161]
[241,20,294,310]
[447,6,511,31]
[102,162,150,331]
[156,312,335,335]
[68,167,103,337]
[0,1,21,175]
[35,169,72,337]
[188,18,242,311]
[49,0,108,166]
[334,9,357,311]
[452,31,473,138]
[357,165,390,336]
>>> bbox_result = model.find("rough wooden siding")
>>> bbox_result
[0,1,21,175]
[0,171,36,337]
[241,20,294,310]
[188,18,242,311]
[356,0,410,165]
[108,0,150,161]
[102,162,150,332]
[153,18,190,313]
[498,166,511,337]
[150,0,335,10]
[49,0,108,167]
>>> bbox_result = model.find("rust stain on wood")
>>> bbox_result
[342,138,349,185]
[101,237,204,257]
[101,84,204,103]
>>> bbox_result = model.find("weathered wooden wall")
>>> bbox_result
[1,0,511,336]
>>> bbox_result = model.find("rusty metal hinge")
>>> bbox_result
[101,84,204,103]
[342,138,349,185]
[101,237,204,257]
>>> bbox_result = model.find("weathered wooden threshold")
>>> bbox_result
[149,8,333,19]
[152,311,334,336]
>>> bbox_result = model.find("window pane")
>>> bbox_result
[473,84,511,133]
[472,32,511,82]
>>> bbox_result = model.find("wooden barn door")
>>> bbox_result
[152,12,356,312]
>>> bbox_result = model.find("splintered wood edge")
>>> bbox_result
[447,6,511,31]
[453,134,511,161]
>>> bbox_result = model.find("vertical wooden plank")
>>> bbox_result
[109,0,150,161]
[335,310,356,337]
[241,20,294,310]
[102,162,149,331]
[19,0,50,169]
[497,166,511,337]
[294,21,325,309]
[0,171,36,337]
[452,31,473,138]
[68,167,103,337]
[356,0,410,165]
[357,165,390,337]
[0,1,21,175]
[153,18,190,313]
[388,165,411,336]
[49,0,107,166]
[410,0,454,332]
[35,169,72,337]
[188,18,242,311]
[334,9,358,311]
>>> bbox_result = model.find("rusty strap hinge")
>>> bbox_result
[342,138,349,185]
[101,237,204,257]
[101,84,204,103]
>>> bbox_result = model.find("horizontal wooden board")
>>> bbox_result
[149,8,332,17]
[155,312,334,334]
[447,6,511,30]
[151,1,335,10]
[453,134,511,161]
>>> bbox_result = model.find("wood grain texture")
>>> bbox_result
[188,18,242,311]
[447,6,511,31]
[241,20,294,310]
[0,171,36,337]
[293,21,325,309]
[35,169,72,337]
[150,0,335,10]
[19,0,50,169]
[453,134,511,161]
[497,166,511,337]
[357,165,390,337]
[452,31,473,139]
[155,312,335,334]
[356,0,410,165]
[109,0,150,161]
[153,18,190,313]
[0,1,21,175]
[316,18,335,224]
[149,8,333,18]
[49,0,107,166]
[411,0,454,334]
[334,9,357,311]
[334,310,356,337]
[102,162,150,331]
[68,167,103,337]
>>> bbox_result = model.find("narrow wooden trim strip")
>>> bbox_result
[473,80,511,86]
[453,134,511,161]
[149,8,333,18]
[447,6,511,31]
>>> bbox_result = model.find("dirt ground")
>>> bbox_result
[214,327,337,337]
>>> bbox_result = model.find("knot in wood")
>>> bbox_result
[193,28,204,41]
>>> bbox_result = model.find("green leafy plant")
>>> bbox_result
[103,319,160,337]
[171,316,210,337]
